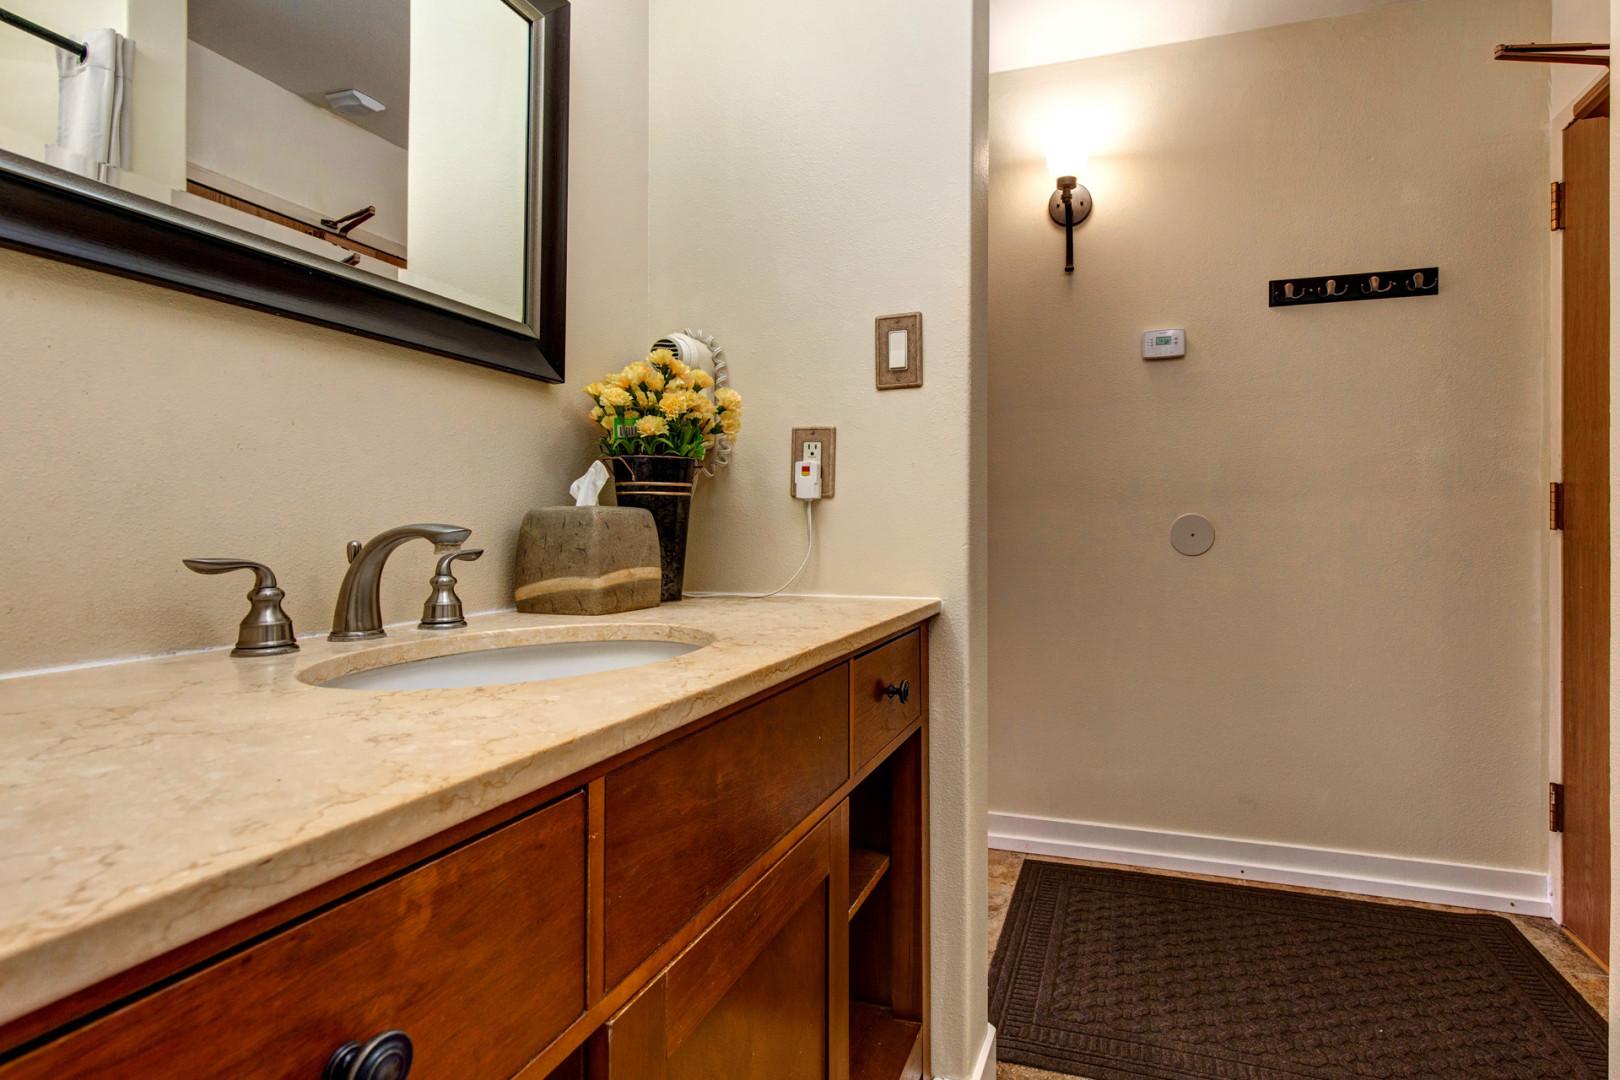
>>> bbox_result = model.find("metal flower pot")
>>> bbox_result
[609,455,697,602]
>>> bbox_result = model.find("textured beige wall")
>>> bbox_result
[0,0,649,674]
[988,0,1552,872]
[645,0,989,1072]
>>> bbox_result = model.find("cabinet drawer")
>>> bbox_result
[2,793,587,1080]
[602,665,849,987]
[594,815,839,1080]
[851,630,923,771]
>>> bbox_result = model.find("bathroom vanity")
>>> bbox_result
[0,598,935,1080]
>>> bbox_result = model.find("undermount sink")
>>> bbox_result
[307,634,707,692]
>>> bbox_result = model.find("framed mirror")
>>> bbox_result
[0,0,568,382]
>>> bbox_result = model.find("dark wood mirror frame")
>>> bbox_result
[0,2,569,384]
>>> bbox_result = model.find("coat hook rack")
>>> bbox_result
[1269,267,1439,308]
[1494,41,1608,67]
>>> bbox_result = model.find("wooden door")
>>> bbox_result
[592,811,849,1080]
[1561,113,1610,965]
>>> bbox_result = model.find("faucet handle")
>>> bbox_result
[183,558,300,657]
[419,548,484,630]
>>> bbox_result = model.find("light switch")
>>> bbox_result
[887,330,909,371]
[875,312,923,389]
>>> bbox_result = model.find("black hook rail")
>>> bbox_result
[1269,267,1439,308]
[0,7,88,62]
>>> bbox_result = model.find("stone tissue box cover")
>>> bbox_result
[514,507,662,616]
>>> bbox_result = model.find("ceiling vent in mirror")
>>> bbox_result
[323,88,387,117]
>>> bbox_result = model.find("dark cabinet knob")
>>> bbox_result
[884,680,911,705]
[324,1031,412,1080]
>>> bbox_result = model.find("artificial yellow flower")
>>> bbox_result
[715,387,742,411]
[720,411,742,436]
[635,415,669,436]
[689,369,714,390]
[583,381,605,398]
[647,347,676,368]
[600,386,633,408]
[659,389,696,418]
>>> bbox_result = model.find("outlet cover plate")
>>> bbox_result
[791,427,835,498]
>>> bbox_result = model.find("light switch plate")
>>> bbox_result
[875,312,923,389]
[791,427,836,497]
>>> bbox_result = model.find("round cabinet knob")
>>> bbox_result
[884,680,911,705]
[325,1031,413,1080]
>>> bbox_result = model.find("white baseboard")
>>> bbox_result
[947,1023,996,1080]
[989,812,1551,917]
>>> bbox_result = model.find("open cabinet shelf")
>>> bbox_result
[848,848,891,920]
[850,1000,923,1080]
[845,727,925,1080]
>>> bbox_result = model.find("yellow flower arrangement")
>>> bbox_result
[584,349,742,460]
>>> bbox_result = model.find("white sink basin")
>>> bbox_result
[313,638,703,691]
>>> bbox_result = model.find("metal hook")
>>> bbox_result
[1408,270,1435,291]
[1323,278,1348,297]
[1361,274,1394,294]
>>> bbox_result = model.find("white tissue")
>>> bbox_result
[569,460,611,507]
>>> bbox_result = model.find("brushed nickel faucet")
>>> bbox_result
[419,548,484,630]
[330,523,472,641]
[183,558,299,656]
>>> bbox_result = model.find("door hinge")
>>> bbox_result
[1551,180,1566,231]
[1550,781,1566,832]
[1550,481,1565,530]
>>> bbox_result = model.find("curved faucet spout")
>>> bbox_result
[329,523,472,641]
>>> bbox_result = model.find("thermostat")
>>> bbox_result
[1142,329,1186,360]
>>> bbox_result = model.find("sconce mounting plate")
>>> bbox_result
[1049,185,1093,226]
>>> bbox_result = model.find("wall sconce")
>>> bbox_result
[1046,139,1092,274]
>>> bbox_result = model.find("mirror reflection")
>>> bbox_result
[0,0,537,321]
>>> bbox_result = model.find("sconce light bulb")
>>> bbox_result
[1045,143,1088,186]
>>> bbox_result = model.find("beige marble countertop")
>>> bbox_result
[0,595,939,1026]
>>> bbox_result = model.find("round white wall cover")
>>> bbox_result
[1170,514,1215,556]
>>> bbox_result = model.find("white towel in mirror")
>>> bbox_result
[46,28,133,184]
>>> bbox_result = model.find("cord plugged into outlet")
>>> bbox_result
[685,501,816,599]
[790,427,835,498]
[684,428,823,600]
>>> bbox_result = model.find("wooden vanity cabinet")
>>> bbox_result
[0,621,931,1080]
[592,811,847,1080]
[601,665,850,988]
[0,793,590,1080]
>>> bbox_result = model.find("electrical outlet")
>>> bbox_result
[791,427,835,498]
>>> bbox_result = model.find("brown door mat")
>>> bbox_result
[989,860,1607,1079]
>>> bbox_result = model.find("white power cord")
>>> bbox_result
[687,500,815,600]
